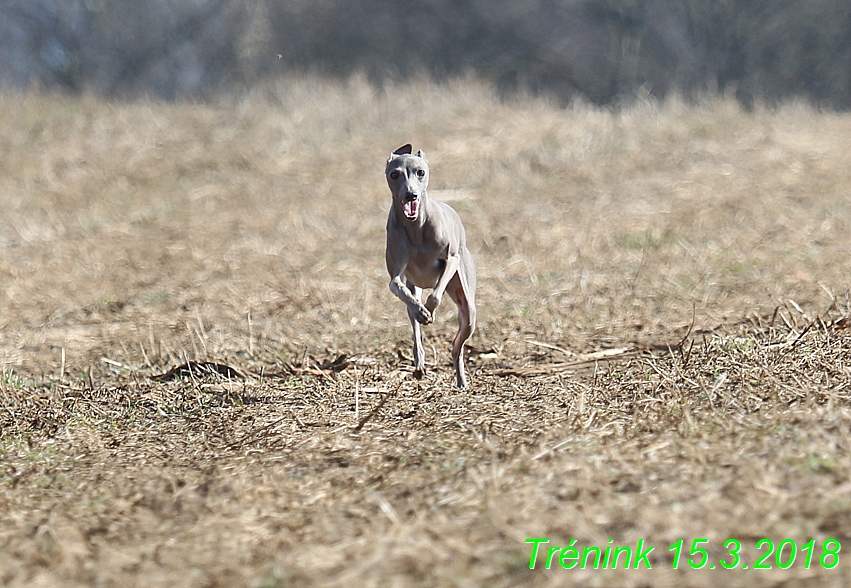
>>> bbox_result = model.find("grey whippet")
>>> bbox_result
[385,144,477,389]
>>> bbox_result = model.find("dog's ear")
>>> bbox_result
[416,149,428,163]
[394,144,413,155]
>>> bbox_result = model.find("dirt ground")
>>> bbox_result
[3,78,851,587]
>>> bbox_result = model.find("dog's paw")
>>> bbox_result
[413,304,433,325]
[425,293,441,313]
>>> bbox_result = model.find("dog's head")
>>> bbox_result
[386,144,429,222]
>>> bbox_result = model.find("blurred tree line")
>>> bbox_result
[1,0,850,108]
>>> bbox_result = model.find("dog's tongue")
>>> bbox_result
[404,200,419,218]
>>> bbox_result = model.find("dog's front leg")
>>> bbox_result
[405,280,427,378]
[424,254,460,314]
[389,269,433,325]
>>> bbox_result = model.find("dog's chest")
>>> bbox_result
[405,246,445,288]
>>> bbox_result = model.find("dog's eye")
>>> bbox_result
[416,169,426,178]
[389,171,400,180]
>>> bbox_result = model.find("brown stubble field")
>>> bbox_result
[2,77,851,587]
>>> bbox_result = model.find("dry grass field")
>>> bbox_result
[3,77,851,587]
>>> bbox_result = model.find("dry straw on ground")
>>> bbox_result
[2,78,851,587]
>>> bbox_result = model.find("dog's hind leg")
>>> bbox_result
[448,273,476,389]
[406,280,427,379]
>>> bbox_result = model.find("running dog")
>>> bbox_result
[384,144,477,389]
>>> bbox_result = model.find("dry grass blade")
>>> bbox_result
[352,385,398,432]
[150,361,247,381]
[492,347,637,377]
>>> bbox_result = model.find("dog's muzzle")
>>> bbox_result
[403,195,420,220]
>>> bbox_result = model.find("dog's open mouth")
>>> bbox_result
[403,199,419,219]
